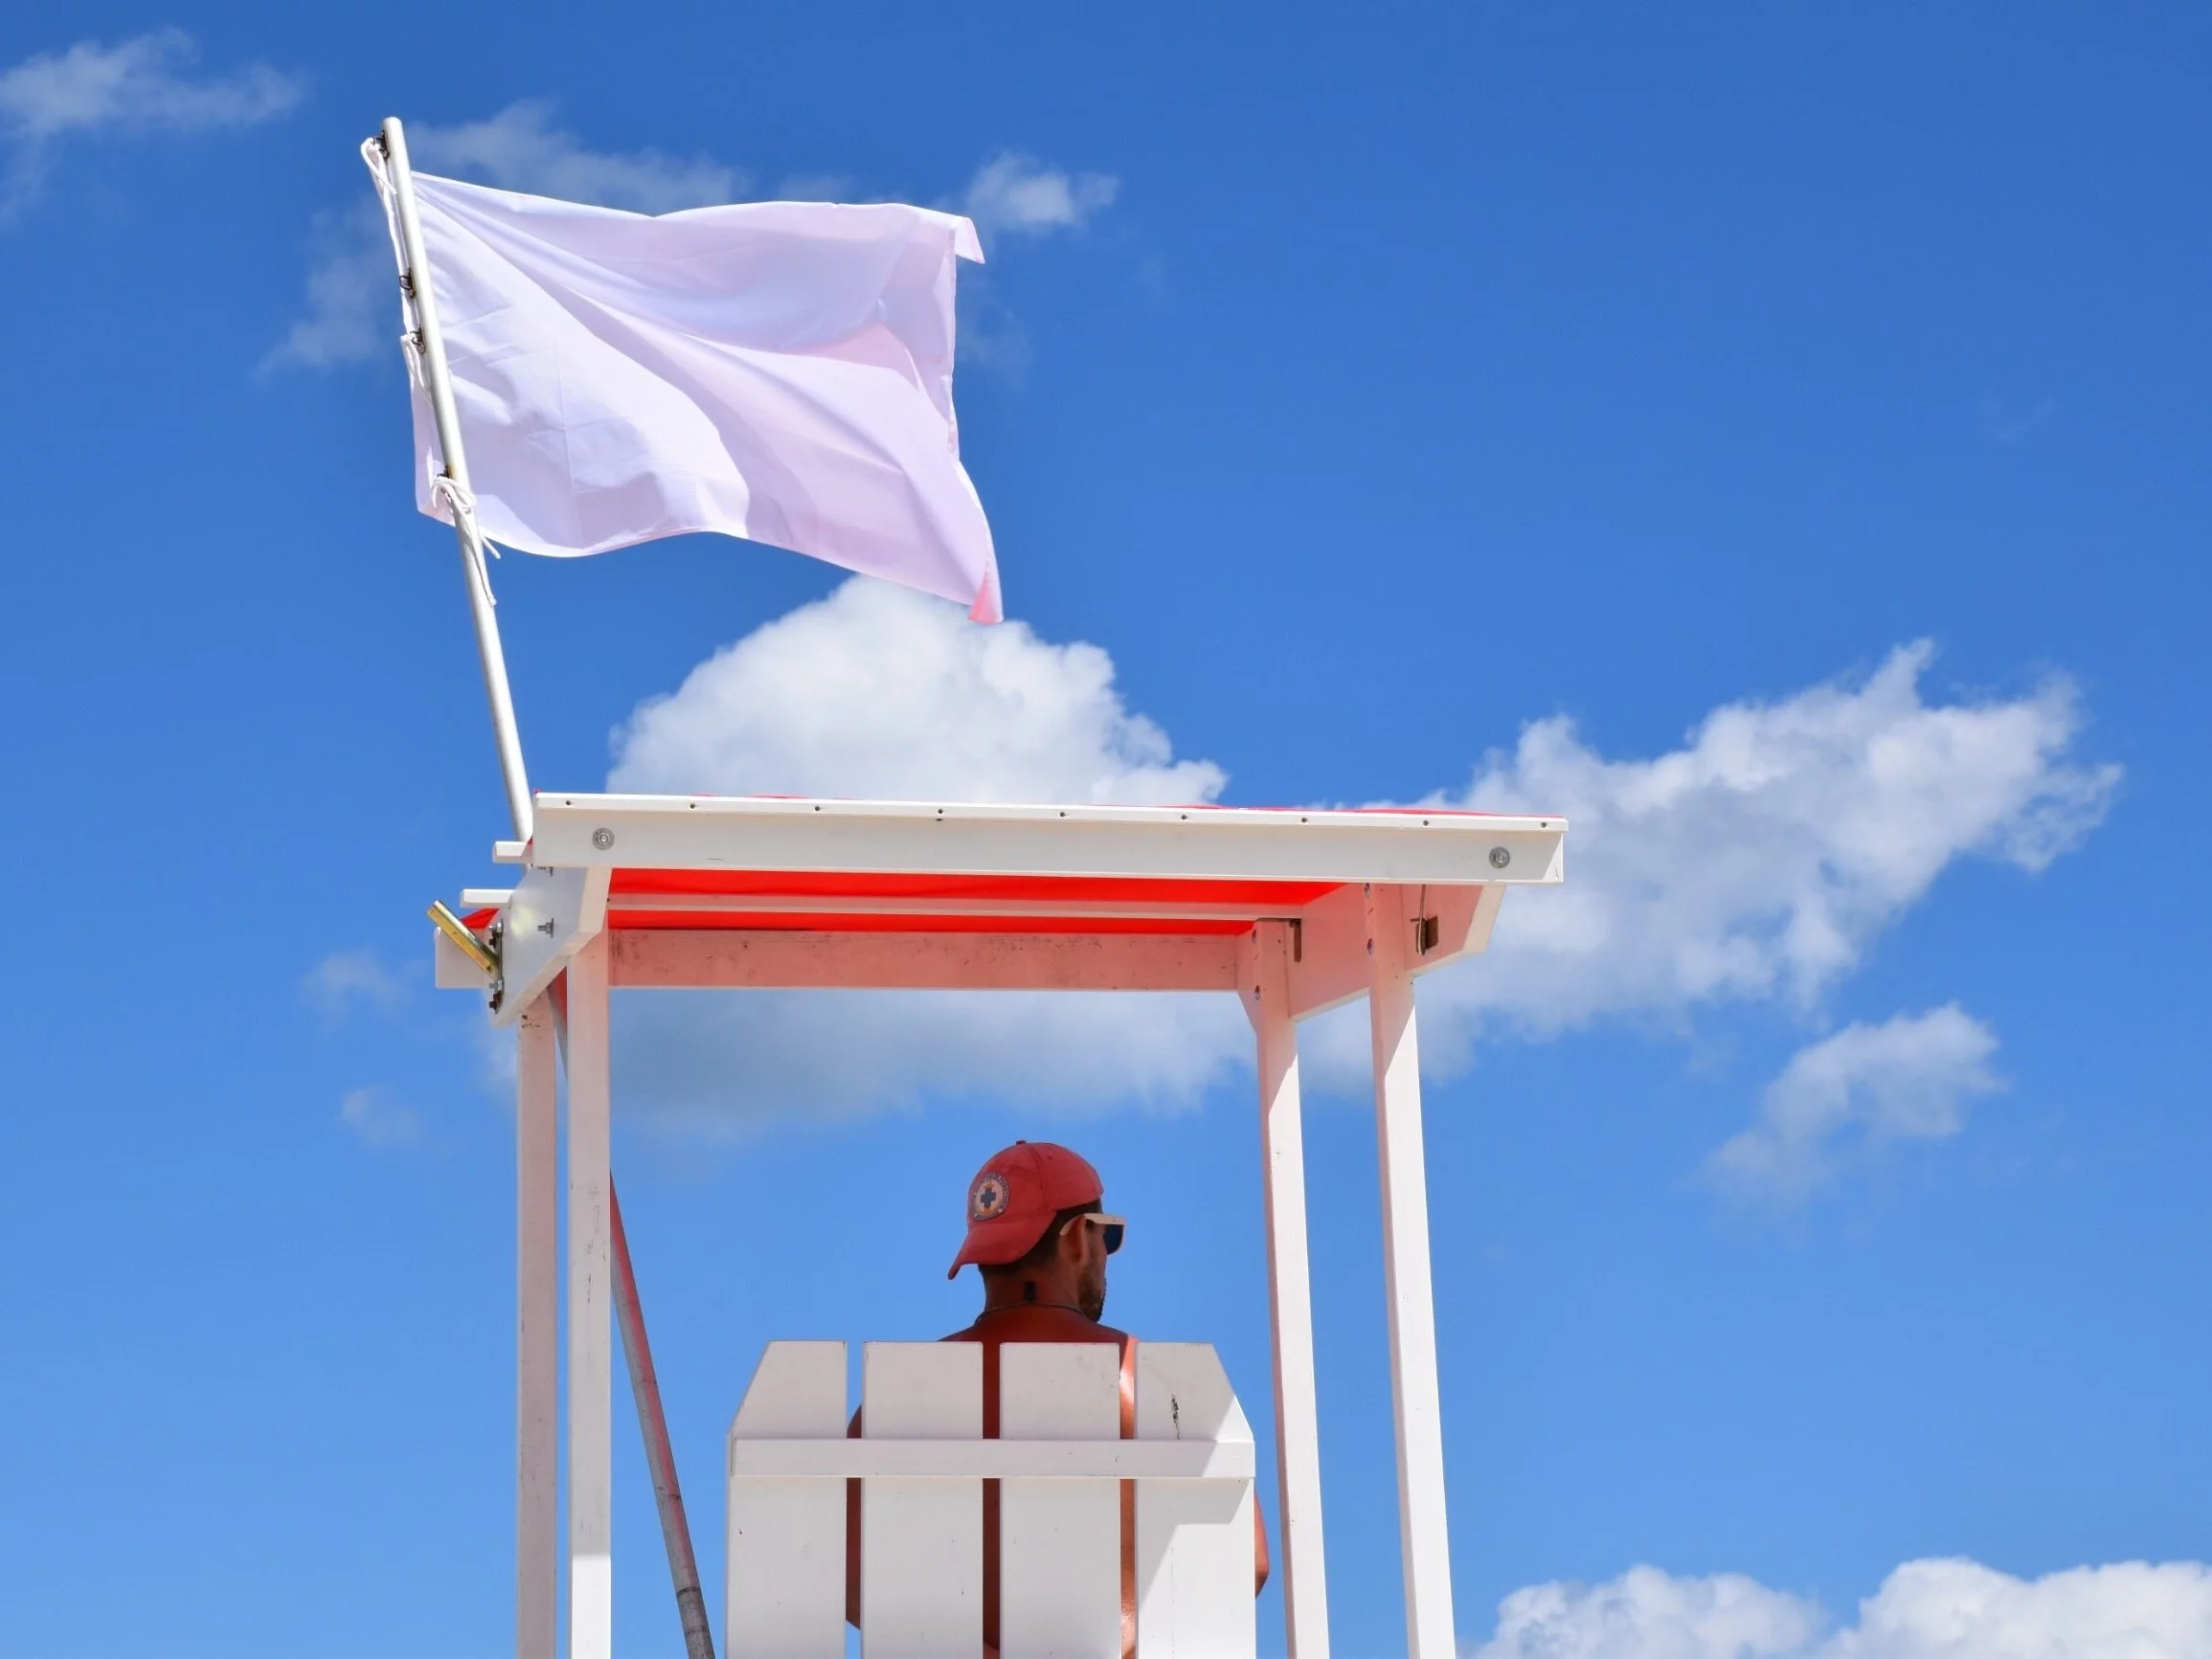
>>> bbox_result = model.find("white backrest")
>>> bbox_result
[860,1343,984,1658]
[1000,1343,1123,1657]
[1134,1344,1256,1658]
[726,1340,847,1659]
[727,1339,1255,1659]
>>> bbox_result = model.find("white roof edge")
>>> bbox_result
[532,792,1566,834]
[515,792,1568,887]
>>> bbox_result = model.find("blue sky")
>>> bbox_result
[1,6,2208,1657]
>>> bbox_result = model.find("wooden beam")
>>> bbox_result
[515,997,559,1659]
[1242,923,1331,1656]
[1366,885,1456,1658]
[530,792,1566,887]
[611,929,1242,993]
[566,937,614,1659]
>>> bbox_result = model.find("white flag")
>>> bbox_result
[384,171,1001,620]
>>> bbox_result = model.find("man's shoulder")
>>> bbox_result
[942,1311,1134,1345]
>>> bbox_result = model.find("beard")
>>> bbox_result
[1078,1260,1108,1323]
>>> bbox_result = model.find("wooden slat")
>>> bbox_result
[1134,1345,1255,1658]
[728,1439,1250,1479]
[999,1345,1124,1659]
[727,1342,848,1659]
[862,1343,983,1658]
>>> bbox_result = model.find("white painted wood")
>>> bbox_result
[460,867,1514,1012]
[1460,882,1507,957]
[1414,885,1489,965]
[722,1339,1255,1653]
[530,792,1566,886]
[1283,882,1505,1020]
[999,1344,1124,1659]
[514,998,559,1659]
[1134,1345,1256,1659]
[577,864,613,931]
[728,1341,849,1659]
[731,1342,852,1438]
[613,929,1241,994]
[441,798,1555,1013]
[434,928,486,990]
[1240,925,1330,1657]
[1365,886,1456,1659]
[490,865,594,1027]
[565,938,614,1659]
[728,1439,1251,1480]
[862,1343,983,1659]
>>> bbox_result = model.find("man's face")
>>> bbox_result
[1074,1217,1109,1322]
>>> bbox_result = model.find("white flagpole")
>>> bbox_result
[374,116,536,845]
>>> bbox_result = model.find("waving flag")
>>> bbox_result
[379,171,1001,620]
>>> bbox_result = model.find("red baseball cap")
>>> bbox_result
[947,1141,1105,1279]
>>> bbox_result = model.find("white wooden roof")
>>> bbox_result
[439,793,1567,1025]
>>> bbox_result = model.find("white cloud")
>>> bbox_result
[1469,1558,2212,1659]
[0,30,300,142]
[598,594,2111,1143]
[267,101,740,370]
[1321,642,2115,1081]
[1707,1006,2004,1202]
[608,578,1223,805]
[948,153,1119,378]
[1831,1558,2212,1657]
[407,100,740,214]
[606,578,1242,1131]
[1296,644,2110,1187]
[1473,1563,1820,1659]
[302,948,408,1016]
[959,151,1119,241]
[338,1087,421,1149]
[0,30,301,217]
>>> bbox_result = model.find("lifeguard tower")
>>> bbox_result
[370,115,1569,1658]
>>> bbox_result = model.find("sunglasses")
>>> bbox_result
[1060,1211,1126,1255]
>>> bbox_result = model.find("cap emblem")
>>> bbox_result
[969,1172,1010,1222]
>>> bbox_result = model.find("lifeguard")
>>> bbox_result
[847,1141,1270,1655]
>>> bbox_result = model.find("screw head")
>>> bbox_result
[1488,845,1512,869]
[591,827,616,851]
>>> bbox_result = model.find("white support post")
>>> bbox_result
[373,116,534,844]
[566,935,614,1659]
[516,996,560,1659]
[1241,922,1331,1657]
[512,999,557,1659]
[1364,885,1456,1658]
